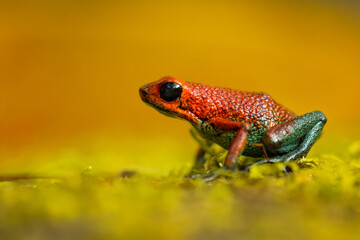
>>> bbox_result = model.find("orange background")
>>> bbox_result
[0,0,359,170]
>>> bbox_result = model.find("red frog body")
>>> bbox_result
[139,76,326,180]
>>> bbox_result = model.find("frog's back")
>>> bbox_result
[183,82,296,129]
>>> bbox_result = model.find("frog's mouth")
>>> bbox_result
[143,101,182,120]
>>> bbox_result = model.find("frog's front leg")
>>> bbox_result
[190,118,251,181]
[246,111,327,171]
[185,129,213,178]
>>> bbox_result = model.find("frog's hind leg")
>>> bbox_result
[245,111,327,171]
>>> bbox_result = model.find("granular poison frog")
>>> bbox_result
[139,77,327,181]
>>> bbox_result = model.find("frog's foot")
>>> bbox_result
[244,157,284,172]
[184,172,203,179]
[244,156,304,174]
[185,167,236,182]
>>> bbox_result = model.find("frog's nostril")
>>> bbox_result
[139,87,148,98]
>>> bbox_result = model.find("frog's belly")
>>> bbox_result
[195,126,266,158]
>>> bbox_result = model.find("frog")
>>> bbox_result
[139,76,327,181]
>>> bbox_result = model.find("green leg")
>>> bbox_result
[185,129,213,178]
[184,148,207,178]
[246,111,327,171]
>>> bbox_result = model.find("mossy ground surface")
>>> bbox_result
[1,141,360,240]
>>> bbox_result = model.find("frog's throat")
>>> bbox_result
[154,106,181,120]
[145,102,199,124]
[143,101,180,119]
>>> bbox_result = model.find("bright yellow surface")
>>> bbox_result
[1,149,360,240]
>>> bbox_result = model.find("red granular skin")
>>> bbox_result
[140,76,296,129]
[180,82,296,129]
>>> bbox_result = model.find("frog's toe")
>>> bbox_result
[244,156,284,172]
[184,172,215,180]
[185,168,237,182]
[201,172,220,182]
[202,168,237,182]
[185,171,222,182]
[184,173,205,179]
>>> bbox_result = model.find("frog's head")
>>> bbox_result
[139,76,198,123]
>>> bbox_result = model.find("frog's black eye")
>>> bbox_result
[159,82,183,102]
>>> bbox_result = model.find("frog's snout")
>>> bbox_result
[139,85,149,100]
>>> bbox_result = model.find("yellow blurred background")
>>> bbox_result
[0,0,359,172]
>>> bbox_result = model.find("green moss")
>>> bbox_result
[1,141,360,240]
